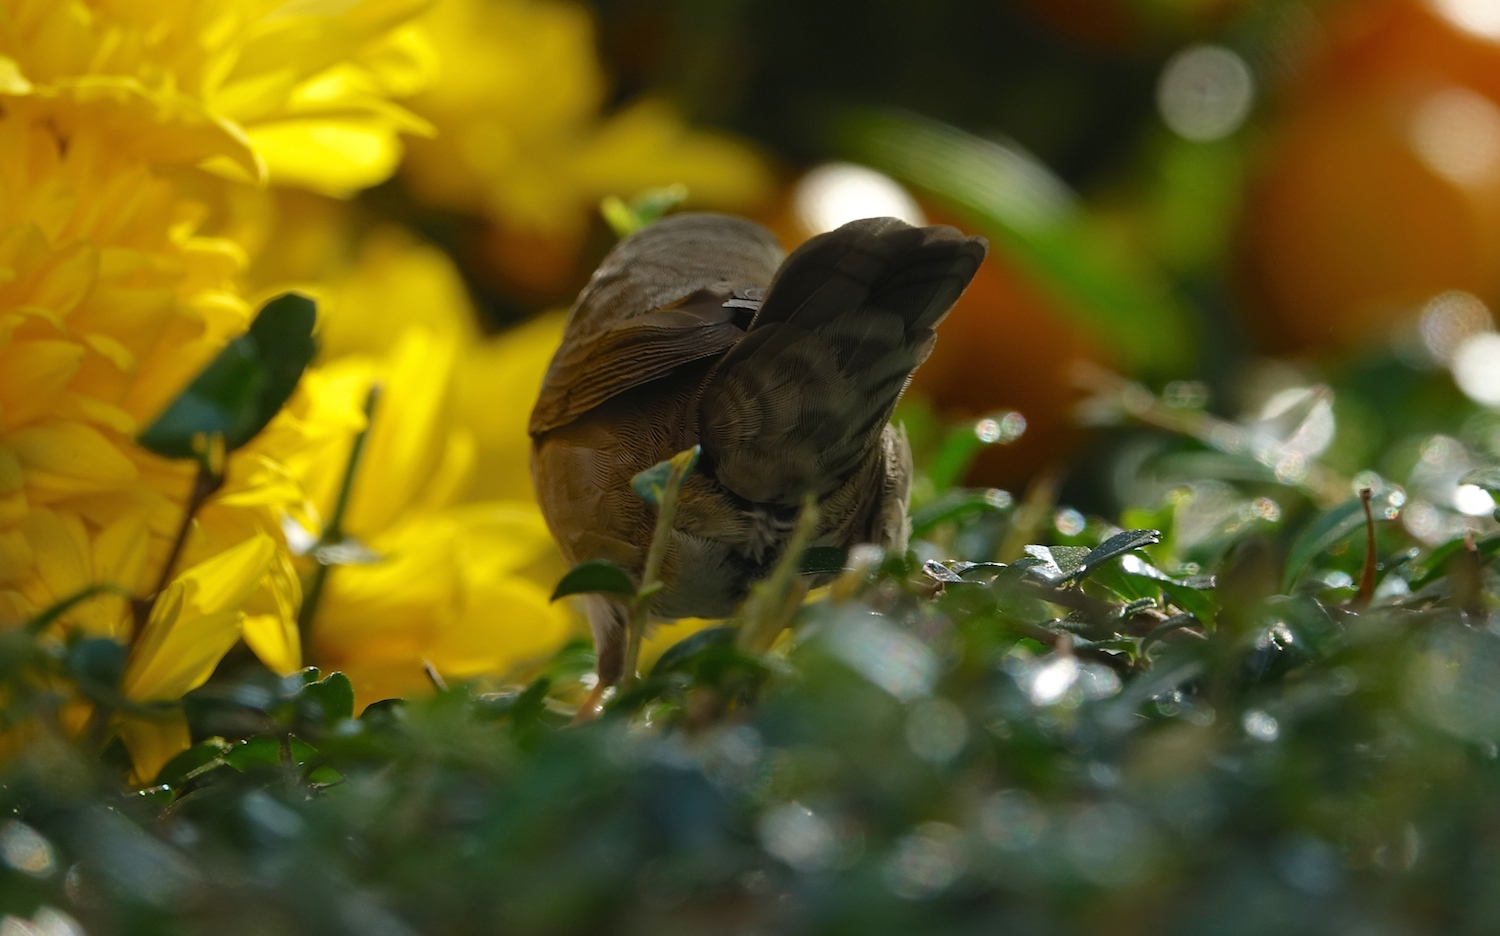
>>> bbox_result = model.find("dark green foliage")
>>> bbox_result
[137,293,317,462]
[4,444,1500,934]
[551,559,637,601]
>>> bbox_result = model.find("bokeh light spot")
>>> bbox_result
[794,163,926,235]
[0,821,54,878]
[1452,332,1500,405]
[906,697,969,764]
[1420,291,1493,363]
[1430,0,1500,40]
[1157,44,1255,142]
[1411,87,1500,188]
[1453,483,1496,516]
[1243,709,1280,742]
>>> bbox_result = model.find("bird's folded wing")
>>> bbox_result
[529,292,746,437]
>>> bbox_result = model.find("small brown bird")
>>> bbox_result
[529,213,987,695]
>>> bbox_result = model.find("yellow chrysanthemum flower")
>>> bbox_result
[402,0,774,289]
[0,0,437,194]
[256,229,573,709]
[0,0,436,776]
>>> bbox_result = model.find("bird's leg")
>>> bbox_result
[573,595,628,724]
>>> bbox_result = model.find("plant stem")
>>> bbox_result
[737,494,820,655]
[1353,487,1378,608]
[1074,364,1350,507]
[621,448,696,687]
[298,384,381,643]
[132,456,225,640]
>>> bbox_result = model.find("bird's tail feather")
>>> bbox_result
[699,217,987,505]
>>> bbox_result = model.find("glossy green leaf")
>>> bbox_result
[138,293,317,460]
[1079,529,1161,578]
[1023,544,1091,583]
[551,559,637,601]
[153,737,236,786]
[295,671,355,725]
[1282,496,1371,593]
[224,735,317,772]
[631,445,701,505]
[910,490,1013,536]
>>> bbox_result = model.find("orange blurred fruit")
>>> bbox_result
[1238,0,1500,354]
[908,228,1116,487]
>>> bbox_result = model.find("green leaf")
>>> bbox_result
[153,737,236,786]
[1282,496,1374,593]
[1407,623,1500,744]
[630,445,701,505]
[1023,545,1092,583]
[1158,580,1217,623]
[1079,529,1161,578]
[224,734,317,772]
[66,637,127,694]
[910,490,1013,537]
[800,547,848,576]
[295,671,355,724]
[138,293,317,460]
[551,559,637,601]
[835,109,1194,374]
[600,196,641,239]
[600,185,689,238]
[23,583,133,636]
[649,625,736,677]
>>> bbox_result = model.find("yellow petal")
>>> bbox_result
[11,420,137,495]
[241,551,302,676]
[19,509,91,615]
[0,340,84,428]
[430,574,569,679]
[0,529,33,585]
[122,534,275,702]
[344,328,455,536]
[571,99,773,210]
[10,77,263,179]
[243,613,301,677]
[246,119,404,196]
[92,513,150,596]
[118,710,191,785]
[449,502,557,576]
[0,447,26,525]
[312,521,456,654]
[452,312,566,501]
[0,56,32,95]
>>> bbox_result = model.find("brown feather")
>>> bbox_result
[528,213,988,687]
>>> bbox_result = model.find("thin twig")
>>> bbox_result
[134,457,225,637]
[1073,363,1350,507]
[1353,487,1378,608]
[737,495,821,654]
[299,384,381,641]
[423,659,448,692]
[621,447,697,687]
